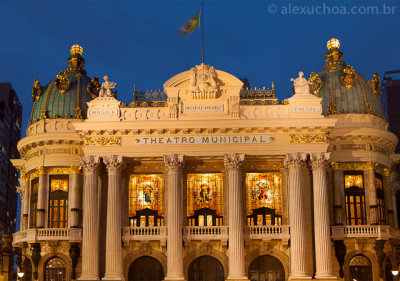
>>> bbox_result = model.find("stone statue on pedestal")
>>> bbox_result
[99,75,117,98]
[291,71,311,96]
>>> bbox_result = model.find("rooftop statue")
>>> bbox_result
[291,71,312,97]
[99,75,117,98]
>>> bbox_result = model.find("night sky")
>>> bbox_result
[1,0,399,229]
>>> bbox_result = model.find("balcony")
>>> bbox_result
[244,225,290,241]
[331,225,400,240]
[122,226,167,246]
[183,226,228,242]
[13,228,82,244]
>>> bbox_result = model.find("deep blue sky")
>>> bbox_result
[1,0,399,230]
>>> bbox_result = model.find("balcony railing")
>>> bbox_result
[13,228,82,244]
[331,225,400,240]
[245,225,290,241]
[122,226,167,246]
[184,226,228,242]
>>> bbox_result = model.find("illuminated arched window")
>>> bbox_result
[30,179,38,228]
[246,173,282,225]
[48,176,68,228]
[349,255,372,281]
[129,174,164,227]
[45,257,66,281]
[344,172,366,225]
[187,173,224,226]
[375,173,386,225]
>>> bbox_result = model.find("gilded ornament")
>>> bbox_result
[87,77,101,98]
[328,102,337,115]
[369,72,381,95]
[289,134,326,144]
[54,71,71,94]
[329,162,389,176]
[40,109,47,120]
[32,78,42,101]
[83,136,121,146]
[74,107,83,119]
[309,72,322,95]
[340,65,357,89]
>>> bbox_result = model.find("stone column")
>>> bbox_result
[23,179,30,230]
[310,153,336,279]
[79,156,100,281]
[103,155,125,281]
[365,168,378,225]
[36,167,47,228]
[333,170,344,225]
[225,153,248,281]
[285,153,310,279]
[164,154,185,281]
[69,167,81,228]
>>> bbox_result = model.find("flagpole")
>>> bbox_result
[201,0,204,64]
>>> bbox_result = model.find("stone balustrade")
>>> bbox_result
[12,228,82,244]
[122,226,167,246]
[331,225,400,240]
[183,226,228,242]
[245,225,290,241]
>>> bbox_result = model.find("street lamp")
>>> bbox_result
[17,272,24,280]
[392,270,399,276]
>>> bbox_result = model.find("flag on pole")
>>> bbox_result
[180,11,200,35]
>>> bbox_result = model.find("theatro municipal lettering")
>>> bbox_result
[135,135,274,145]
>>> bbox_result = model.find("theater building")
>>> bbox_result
[11,39,400,281]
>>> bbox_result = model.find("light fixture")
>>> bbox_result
[70,44,83,56]
[392,270,399,276]
[327,38,340,50]
[17,272,24,278]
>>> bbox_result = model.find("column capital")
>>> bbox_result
[164,154,185,172]
[80,156,101,172]
[36,166,46,175]
[310,152,330,170]
[103,155,125,173]
[224,153,245,170]
[284,152,307,168]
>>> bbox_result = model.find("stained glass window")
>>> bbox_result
[375,174,386,225]
[187,173,224,218]
[48,177,68,228]
[344,173,366,225]
[30,180,38,228]
[245,173,282,225]
[129,174,164,223]
[45,257,66,281]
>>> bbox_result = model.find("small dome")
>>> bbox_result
[30,45,100,123]
[312,39,383,117]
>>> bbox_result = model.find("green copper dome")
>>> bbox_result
[311,39,383,117]
[30,45,100,124]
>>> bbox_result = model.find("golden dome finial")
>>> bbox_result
[70,44,83,56]
[327,38,340,50]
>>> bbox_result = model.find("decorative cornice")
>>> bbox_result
[224,153,245,170]
[164,154,185,171]
[290,134,326,144]
[330,161,390,176]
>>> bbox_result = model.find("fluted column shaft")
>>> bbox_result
[104,156,125,281]
[225,153,247,281]
[79,156,100,281]
[311,153,336,279]
[22,179,30,230]
[69,169,81,228]
[365,169,378,225]
[164,154,185,281]
[36,167,47,228]
[285,153,309,279]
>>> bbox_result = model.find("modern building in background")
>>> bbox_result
[383,70,400,152]
[0,83,22,235]
[11,40,400,281]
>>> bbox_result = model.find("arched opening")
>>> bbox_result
[349,255,372,281]
[248,255,285,281]
[22,258,32,281]
[188,255,224,281]
[128,256,164,281]
[44,257,66,281]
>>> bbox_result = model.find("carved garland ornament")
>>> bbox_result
[309,72,322,95]
[341,65,357,89]
[54,71,71,94]
[83,136,121,146]
[289,134,326,144]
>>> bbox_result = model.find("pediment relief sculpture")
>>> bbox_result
[188,63,221,99]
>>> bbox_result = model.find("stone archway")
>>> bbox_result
[188,256,224,281]
[248,255,285,281]
[349,255,373,281]
[127,256,164,281]
[44,257,66,281]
